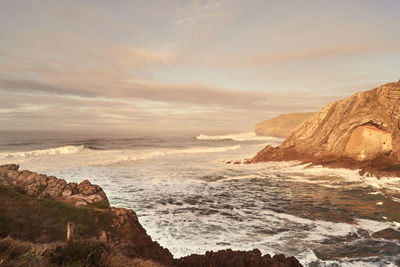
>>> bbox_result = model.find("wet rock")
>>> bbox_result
[372,228,400,241]
[175,249,302,267]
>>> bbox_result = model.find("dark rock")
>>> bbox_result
[175,249,302,267]
[372,228,400,241]
[109,207,174,266]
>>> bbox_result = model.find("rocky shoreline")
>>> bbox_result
[0,164,302,267]
[251,145,400,178]
[251,82,400,178]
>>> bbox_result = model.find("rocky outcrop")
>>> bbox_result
[0,164,109,207]
[108,207,174,266]
[251,82,400,176]
[0,164,302,266]
[175,249,302,267]
[254,113,315,138]
[0,164,174,266]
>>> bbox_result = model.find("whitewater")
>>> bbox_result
[0,131,399,266]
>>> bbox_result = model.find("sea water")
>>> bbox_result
[0,131,399,266]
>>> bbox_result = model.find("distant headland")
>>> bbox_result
[254,112,315,138]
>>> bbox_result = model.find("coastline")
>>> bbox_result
[250,145,400,179]
[251,82,400,179]
[0,164,302,267]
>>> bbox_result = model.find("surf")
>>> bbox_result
[0,145,87,159]
[196,132,284,142]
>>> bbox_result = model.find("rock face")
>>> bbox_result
[344,125,392,160]
[254,112,315,138]
[252,82,400,175]
[0,164,109,207]
[108,207,174,266]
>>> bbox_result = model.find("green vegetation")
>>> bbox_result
[0,185,154,266]
[0,185,113,242]
[0,237,129,267]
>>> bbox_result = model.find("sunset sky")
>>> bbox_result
[1,0,400,133]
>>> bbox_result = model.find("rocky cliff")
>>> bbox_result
[0,164,302,266]
[252,82,400,177]
[254,113,315,138]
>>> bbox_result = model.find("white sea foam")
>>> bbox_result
[391,197,400,202]
[215,174,260,182]
[2,134,400,266]
[0,145,86,159]
[196,132,284,142]
[178,145,241,154]
[270,162,400,193]
[354,218,397,233]
[0,144,242,171]
[109,145,242,165]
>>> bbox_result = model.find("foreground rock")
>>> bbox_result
[0,164,109,207]
[0,164,302,266]
[176,249,302,267]
[254,112,315,138]
[0,164,174,266]
[252,81,400,177]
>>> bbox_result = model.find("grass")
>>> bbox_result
[0,237,133,267]
[0,184,168,266]
[0,185,113,242]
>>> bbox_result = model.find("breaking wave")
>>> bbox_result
[0,145,87,159]
[196,132,284,142]
[0,144,242,170]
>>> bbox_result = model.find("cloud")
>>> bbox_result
[0,89,327,132]
[0,78,337,112]
[249,44,376,65]
[3,1,396,132]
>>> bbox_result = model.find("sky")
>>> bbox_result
[1,0,400,134]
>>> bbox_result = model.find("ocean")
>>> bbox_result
[0,131,399,266]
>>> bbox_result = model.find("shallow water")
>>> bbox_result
[1,131,399,266]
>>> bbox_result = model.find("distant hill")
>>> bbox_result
[254,112,315,138]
